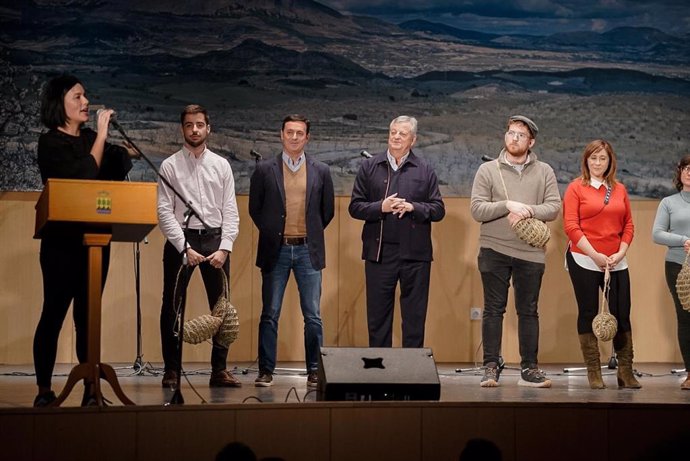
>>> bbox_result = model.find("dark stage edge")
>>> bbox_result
[1,363,689,461]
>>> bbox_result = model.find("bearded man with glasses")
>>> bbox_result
[470,115,561,388]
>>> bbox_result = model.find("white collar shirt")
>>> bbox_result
[157,145,239,253]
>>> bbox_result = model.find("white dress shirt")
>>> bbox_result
[157,146,239,253]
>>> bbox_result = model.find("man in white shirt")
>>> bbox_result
[157,104,240,388]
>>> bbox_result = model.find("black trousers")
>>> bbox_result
[34,236,110,388]
[664,261,690,369]
[160,233,229,373]
[566,251,632,334]
[365,243,431,348]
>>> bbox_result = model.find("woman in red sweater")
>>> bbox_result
[563,139,640,389]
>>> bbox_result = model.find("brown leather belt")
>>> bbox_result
[283,236,307,246]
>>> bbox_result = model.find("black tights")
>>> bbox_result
[33,237,109,388]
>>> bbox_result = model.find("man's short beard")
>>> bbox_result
[185,138,204,148]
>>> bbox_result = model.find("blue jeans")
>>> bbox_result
[478,247,545,369]
[259,244,323,373]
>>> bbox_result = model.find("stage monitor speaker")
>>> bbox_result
[316,347,440,401]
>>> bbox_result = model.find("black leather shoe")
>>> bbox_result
[33,391,56,407]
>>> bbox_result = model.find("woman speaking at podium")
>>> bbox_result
[32,74,134,407]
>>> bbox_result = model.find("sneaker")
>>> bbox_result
[480,362,501,387]
[209,369,242,388]
[33,390,57,407]
[307,371,318,388]
[161,369,178,388]
[255,372,273,387]
[518,367,552,388]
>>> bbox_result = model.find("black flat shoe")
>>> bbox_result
[33,391,57,407]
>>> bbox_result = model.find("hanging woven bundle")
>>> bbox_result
[592,266,618,341]
[183,314,222,344]
[211,269,240,347]
[212,301,240,347]
[513,218,551,248]
[592,312,617,341]
[676,253,690,312]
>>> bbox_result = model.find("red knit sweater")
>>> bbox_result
[563,179,634,256]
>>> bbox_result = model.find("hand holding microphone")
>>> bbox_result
[93,105,115,134]
[94,105,126,132]
[93,106,139,158]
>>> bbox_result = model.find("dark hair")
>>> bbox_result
[282,114,310,134]
[180,104,209,125]
[40,74,83,130]
[579,139,618,187]
[459,438,502,461]
[674,154,690,191]
[215,442,257,461]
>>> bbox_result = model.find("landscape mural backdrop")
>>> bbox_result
[1,0,689,197]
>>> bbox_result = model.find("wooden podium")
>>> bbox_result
[35,178,158,406]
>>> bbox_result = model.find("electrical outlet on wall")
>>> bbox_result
[470,307,482,320]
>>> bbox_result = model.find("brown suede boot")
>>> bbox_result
[578,333,606,389]
[613,331,642,389]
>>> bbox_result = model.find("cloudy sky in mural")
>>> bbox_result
[320,0,690,35]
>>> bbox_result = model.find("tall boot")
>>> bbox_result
[578,333,605,389]
[613,331,642,389]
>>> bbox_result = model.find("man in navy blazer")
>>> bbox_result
[249,114,335,388]
[349,115,445,348]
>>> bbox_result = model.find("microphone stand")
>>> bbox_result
[111,121,210,405]
[131,237,154,375]
[117,172,155,377]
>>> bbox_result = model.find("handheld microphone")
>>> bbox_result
[250,149,263,160]
[96,107,125,132]
[360,150,372,159]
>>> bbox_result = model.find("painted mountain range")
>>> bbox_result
[1,0,689,196]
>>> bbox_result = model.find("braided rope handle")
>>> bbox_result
[220,266,229,300]
[495,160,510,201]
[599,264,612,315]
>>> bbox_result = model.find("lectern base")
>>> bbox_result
[51,362,135,407]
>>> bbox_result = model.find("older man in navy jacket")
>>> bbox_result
[249,114,334,388]
[349,115,445,348]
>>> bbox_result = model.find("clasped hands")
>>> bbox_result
[382,193,414,218]
[590,251,624,271]
[506,200,534,227]
[185,248,228,268]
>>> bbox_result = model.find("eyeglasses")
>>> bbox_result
[681,165,690,173]
[506,130,530,141]
[604,186,612,205]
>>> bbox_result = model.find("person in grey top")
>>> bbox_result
[470,115,561,388]
[652,154,690,390]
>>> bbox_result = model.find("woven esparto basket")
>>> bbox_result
[183,314,222,344]
[211,271,240,347]
[514,218,551,248]
[675,253,690,312]
[494,159,550,248]
[593,266,618,341]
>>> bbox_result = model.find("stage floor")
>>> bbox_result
[1,361,688,408]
